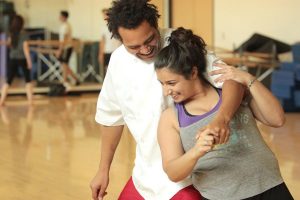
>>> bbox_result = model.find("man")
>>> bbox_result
[56,10,80,86]
[90,0,244,199]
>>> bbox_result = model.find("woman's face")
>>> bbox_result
[156,67,195,103]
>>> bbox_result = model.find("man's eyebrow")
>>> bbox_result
[166,80,176,83]
[144,33,155,44]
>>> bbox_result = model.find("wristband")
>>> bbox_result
[247,78,256,89]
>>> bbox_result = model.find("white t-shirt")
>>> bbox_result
[95,29,222,199]
[59,21,72,49]
[100,26,121,54]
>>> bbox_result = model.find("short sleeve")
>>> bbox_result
[204,52,224,89]
[95,66,125,126]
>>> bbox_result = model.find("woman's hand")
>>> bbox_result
[196,113,230,147]
[193,128,219,157]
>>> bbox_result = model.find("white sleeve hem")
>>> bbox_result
[95,116,125,126]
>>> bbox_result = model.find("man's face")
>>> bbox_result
[118,20,160,62]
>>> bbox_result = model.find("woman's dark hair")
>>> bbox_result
[9,15,24,48]
[107,0,160,40]
[154,27,208,81]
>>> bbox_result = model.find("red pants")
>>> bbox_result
[118,177,202,200]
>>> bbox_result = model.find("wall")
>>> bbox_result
[150,0,165,28]
[214,0,300,50]
[10,0,167,41]
[12,0,300,48]
[11,0,113,41]
[12,0,68,33]
[10,0,166,41]
[68,0,102,40]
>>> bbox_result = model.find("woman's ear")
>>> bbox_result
[191,66,198,80]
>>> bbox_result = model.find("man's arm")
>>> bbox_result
[99,125,124,174]
[248,77,285,127]
[202,80,244,145]
[90,125,124,200]
[219,80,244,121]
[210,63,285,127]
[201,54,245,144]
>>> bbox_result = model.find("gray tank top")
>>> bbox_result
[176,92,283,200]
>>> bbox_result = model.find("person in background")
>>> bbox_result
[56,10,80,86]
[98,8,121,76]
[155,27,293,200]
[0,15,33,106]
[90,0,244,199]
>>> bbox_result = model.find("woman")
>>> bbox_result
[0,15,33,106]
[154,27,293,200]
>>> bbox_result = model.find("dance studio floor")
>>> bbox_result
[0,93,299,200]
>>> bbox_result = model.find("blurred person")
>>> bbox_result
[98,8,121,76]
[0,15,33,106]
[56,10,80,86]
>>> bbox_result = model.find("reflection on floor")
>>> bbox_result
[0,94,135,200]
[4,82,102,95]
[0,77,102,97]
[0,94,299,200]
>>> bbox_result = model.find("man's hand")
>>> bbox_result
[197,114,230,145]
[209,63,253,87]
[90,169,109,200]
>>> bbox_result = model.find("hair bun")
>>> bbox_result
[169,27,193,45]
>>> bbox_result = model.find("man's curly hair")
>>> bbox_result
[107,0,160,41]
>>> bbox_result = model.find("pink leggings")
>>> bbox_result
[118,177,202,200]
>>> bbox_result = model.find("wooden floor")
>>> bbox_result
[0,94,299,200]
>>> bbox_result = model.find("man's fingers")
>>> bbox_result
[91,187,100,200]
[218,129,231,144]
[98,192,107,200]
[213,63,227,68]
[213,135,220,144]
[98,187,107,199]
[209,68,226,76]
[224,130,230,143]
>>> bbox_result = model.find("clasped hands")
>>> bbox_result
[194,113,230,154]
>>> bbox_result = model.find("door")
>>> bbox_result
[171,0,213,46]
